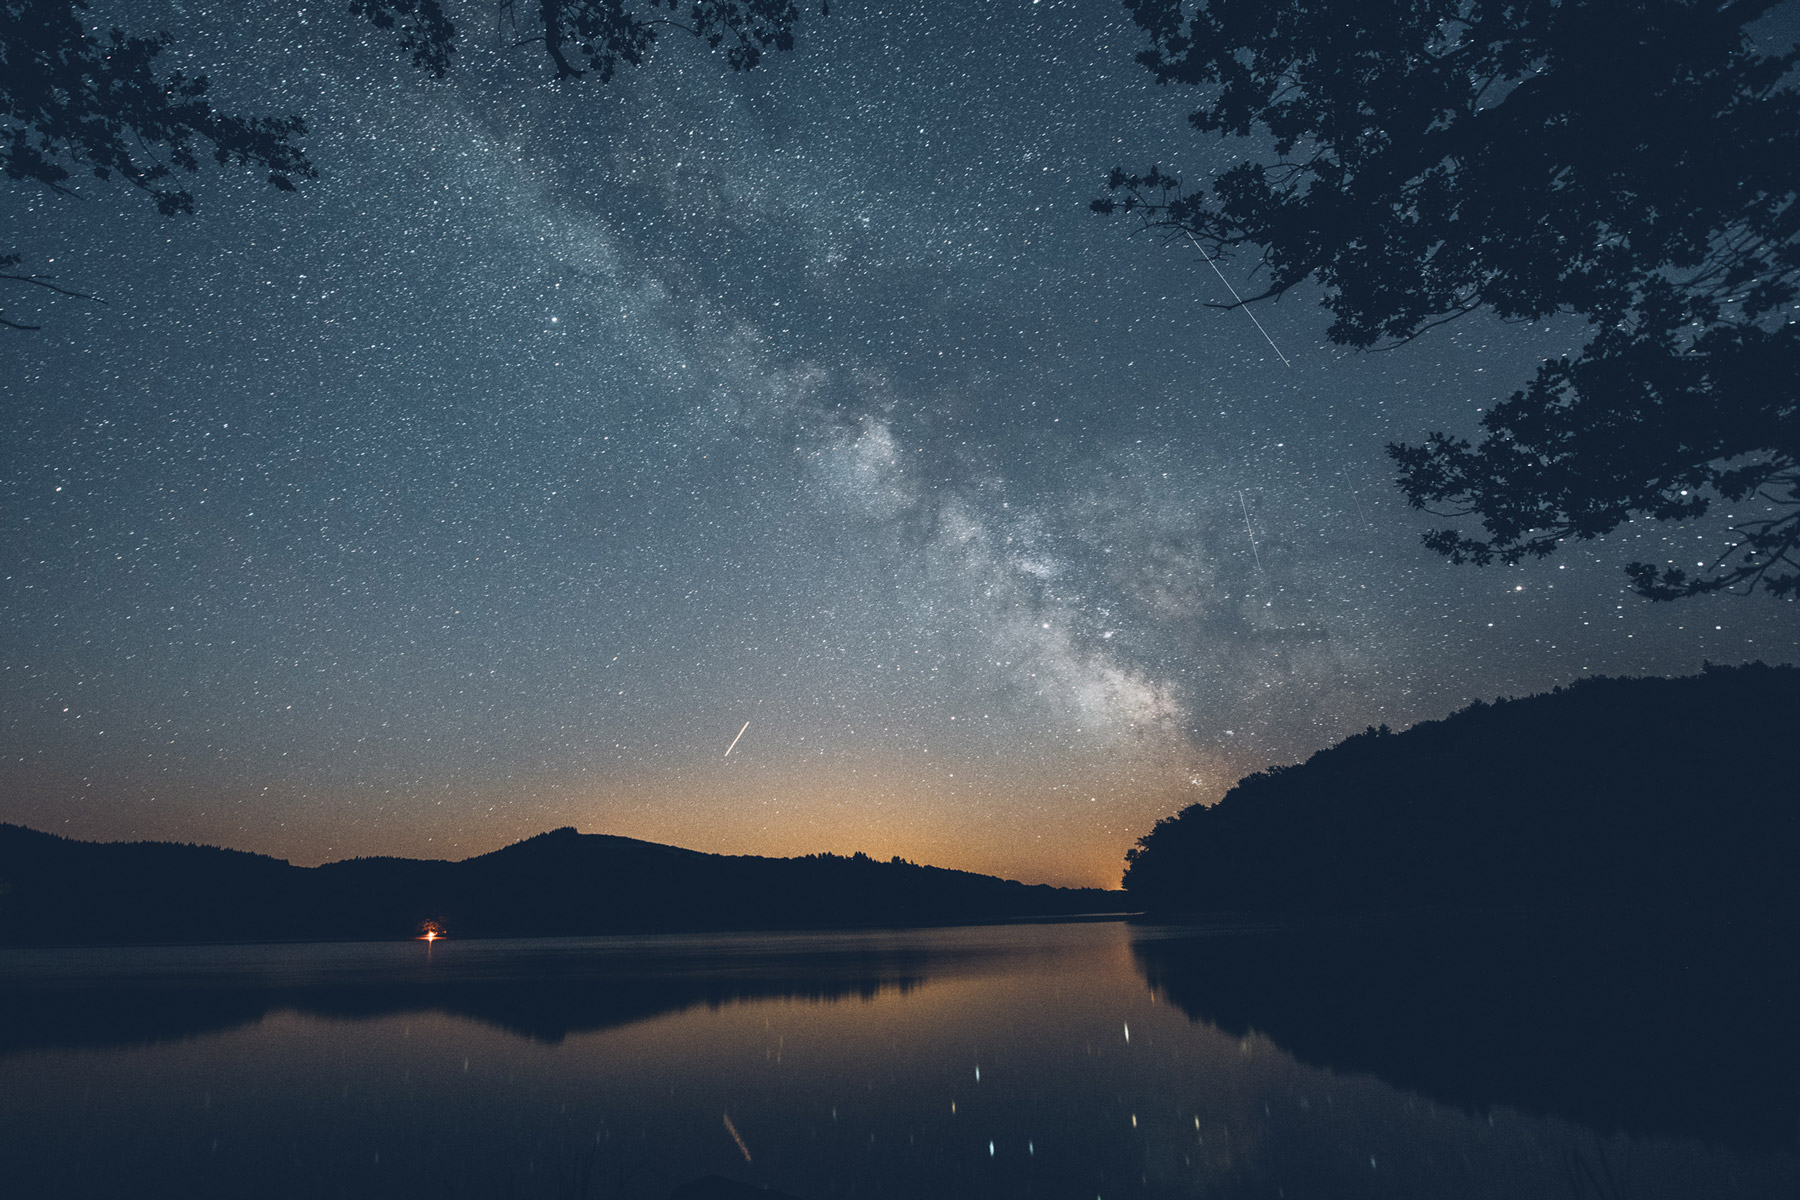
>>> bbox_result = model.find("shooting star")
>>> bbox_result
[1239,489,1265,575]
[1184,229,1291,366]
[723,1113,753,1163]
[724,721,750,758]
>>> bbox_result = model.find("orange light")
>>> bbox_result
[424,930,438,942]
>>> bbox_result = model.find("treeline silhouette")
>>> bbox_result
[1133,914,1799,1155]
[0,826,1120,946]
[1124,662,1798,920]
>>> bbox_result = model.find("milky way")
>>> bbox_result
[3,1,1793,886]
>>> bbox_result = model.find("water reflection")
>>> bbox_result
[0,920,1792,1199]
[1130,915,1800,1156]
[0,930,960,1053]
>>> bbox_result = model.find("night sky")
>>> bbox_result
[4,0,1795,888]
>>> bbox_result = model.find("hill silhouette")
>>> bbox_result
[1124,662,1798,920]
[0,826,1122,947]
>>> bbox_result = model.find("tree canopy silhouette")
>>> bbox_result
[3,0,819,327]
[1120,663,1799,919]
[1097,0,1800,598]
[1,0,315,328]
[352,1,812,81]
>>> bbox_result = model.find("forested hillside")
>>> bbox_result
[0,825,1120,946]
[1124,663,1798,919]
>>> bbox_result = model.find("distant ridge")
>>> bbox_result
[1124,662,1799,921]
[0,825,1123,946]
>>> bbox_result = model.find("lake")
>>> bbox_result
[1,918,1793,1198]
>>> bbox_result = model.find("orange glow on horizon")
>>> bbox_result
[536,743,1223,890]
[37,741,1234,890]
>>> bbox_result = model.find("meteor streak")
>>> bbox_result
[1239,490,1265,575]
[723,1113,753,1162]
[1184,229,1291,366]
[724,721,750,757]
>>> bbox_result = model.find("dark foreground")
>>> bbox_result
[0,917,1792,1199]
[1133,912,1800,1156]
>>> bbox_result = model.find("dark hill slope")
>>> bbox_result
[0,825,1120,946]
[314,830,1118,938]
[1123,663,1798,918]
[0,824,307,945]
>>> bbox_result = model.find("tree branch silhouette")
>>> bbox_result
[0,254,104,329]
[4,0,825,328]
[1100,0,1800,598]
[2,0,315,326]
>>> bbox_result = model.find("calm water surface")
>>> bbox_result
[1,920,1792,1198]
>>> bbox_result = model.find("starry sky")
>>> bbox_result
[3,0,1795,888]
